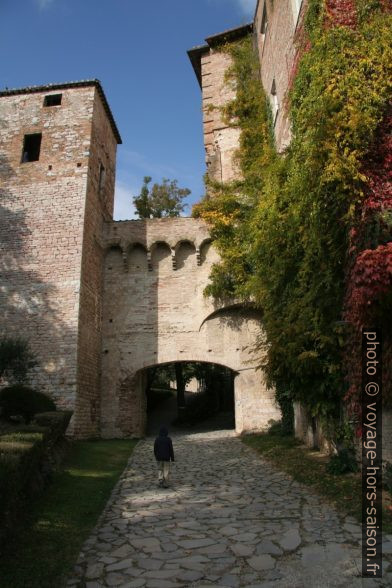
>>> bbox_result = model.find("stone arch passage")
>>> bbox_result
[100,218,281,438]
[141,360,236,436]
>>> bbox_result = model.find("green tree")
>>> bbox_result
[133,176,190,219]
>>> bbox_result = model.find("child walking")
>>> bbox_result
[154,425,175,488]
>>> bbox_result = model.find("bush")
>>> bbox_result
[275,389,294,435]
[0,410,73,548]
[267,420,289,436]
[0,337,37,384]
[326,448,359,475]
[33,411,73,442]
[0,385,56,424]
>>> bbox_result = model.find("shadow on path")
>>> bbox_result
[70,430,392,588]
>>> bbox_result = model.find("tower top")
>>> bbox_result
[0,79,122,144]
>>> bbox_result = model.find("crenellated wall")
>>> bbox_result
[100,217,280,438]
[0,82,280,439]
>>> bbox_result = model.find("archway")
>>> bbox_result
[100,218,281,439]
[143,361,236,436]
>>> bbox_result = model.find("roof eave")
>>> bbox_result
[187,23,253,88]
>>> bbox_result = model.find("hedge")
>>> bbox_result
[0,410,72,548]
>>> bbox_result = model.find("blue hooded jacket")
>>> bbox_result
[154,425,175,462]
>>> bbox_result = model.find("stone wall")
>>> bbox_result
[201,50,241,183]
[0,83,120,436]
[74,90,118,437]
[100,218,280,437]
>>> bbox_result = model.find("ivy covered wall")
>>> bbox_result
[193,0,392,433]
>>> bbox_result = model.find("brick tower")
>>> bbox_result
[0,80,121,436]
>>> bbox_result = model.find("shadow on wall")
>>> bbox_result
[175,240,196,270]
[0,154,77,413]
[200,304,263,333]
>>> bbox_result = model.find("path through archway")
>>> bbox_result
[144,361,236,436]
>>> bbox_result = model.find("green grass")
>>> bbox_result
[242,433,392,534]
[0,439,137,588]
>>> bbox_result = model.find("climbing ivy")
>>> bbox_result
[193,0,392,423]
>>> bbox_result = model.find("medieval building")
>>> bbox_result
[1,0,389,457]
[0,65,280,437]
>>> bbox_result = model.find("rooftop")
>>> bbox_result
[187,23,253,87]
[0,79,122,144]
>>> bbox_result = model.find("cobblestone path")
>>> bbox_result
[70,429,392,588]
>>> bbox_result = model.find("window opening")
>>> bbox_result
[21,133,42,163]
[99,164,106,192]
[270,79,279,125]
[43,94,62,107]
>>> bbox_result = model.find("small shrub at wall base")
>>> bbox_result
[0,385,56,424]
[266,420,286,436]
[0,337,37,384]
[0,411,72,549]
[326,448,359,475]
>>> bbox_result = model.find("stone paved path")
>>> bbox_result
[69,429,392,587]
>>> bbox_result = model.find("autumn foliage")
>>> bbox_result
[193,0,392,425]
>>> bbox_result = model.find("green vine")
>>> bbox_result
[193,1,392,421]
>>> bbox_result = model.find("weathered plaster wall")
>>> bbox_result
[100,218,280,437]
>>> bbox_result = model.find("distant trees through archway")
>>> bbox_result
[145,361,235,434]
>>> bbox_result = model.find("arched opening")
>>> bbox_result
[143,361,236,435]
[151,241,171,271]
[199,238,213,265]
[175,241,196,270]
[104,245,123,271]
[128,243,148,271]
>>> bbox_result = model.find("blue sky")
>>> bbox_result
[0,0,257,219]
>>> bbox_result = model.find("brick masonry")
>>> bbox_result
[0,82,120,437]
[100,218,280,437]
[0,83,280,438]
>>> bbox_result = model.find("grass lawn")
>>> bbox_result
[242,433,392,534]
[0,439,137,588]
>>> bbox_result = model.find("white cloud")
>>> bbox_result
[113,179,138,221]
[36,0,55,8]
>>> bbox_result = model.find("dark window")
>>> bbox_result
[43,94,62,107]
[270,79,279,125]
[99,164,106,192]
[21,133,42,163]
